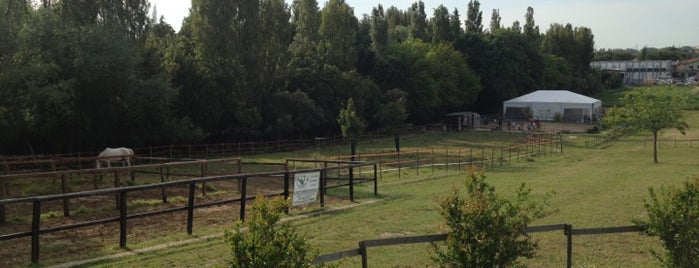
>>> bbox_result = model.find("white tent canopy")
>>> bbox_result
[503,90,602,122]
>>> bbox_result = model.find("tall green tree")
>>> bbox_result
[604,90,688,163]
[464,0,483,34]
[319,0,358,71]
[370,5,388,55]
[489,8,501,32]
[337,98,366,159]
[430,5,451,43]
[407,1,428,41]
[374,89,408,152]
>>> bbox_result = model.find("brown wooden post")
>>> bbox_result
[416,149,420,175]
[160,166,167,203]
[397,150,401,179]
[0,178,6,224]
[62,173,70,216]
[200,162,207,196]
[114,170,121,209]
[31,200,41,264]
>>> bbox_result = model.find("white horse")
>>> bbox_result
[96,147,134,168]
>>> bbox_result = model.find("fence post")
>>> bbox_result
[62,173,70,216]
[31,200,41,264]
[373,163,378,197]
[114,170,120,209]
[349,163,354,202]
[359,240,368,268]
[431,148,435,173]
[559,133,564,154]
[445,148,448,172]
[320,168,326,207]
[397,151,401,179]
[200,163,207,196]
[416,150,420,175]
[0,179,5,224]
[187,181,195,234]
[160,167,167,203]
[240,177,247,221]
[491,147,495,168]
[119,190,128,248]
[566,224,572,268]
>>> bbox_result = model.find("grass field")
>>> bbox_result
[13,85,699,267]
[61,106,699,267]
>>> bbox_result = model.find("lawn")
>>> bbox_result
[69,109,699,267]
[18,86,699,267]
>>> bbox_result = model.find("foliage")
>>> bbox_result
[337,98,365,140]
[0,1,609,154]
[603,89,688,163]
[432,170,551,267]
[224,195,320,268]
[636,177,699,268]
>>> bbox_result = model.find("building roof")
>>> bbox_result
[505,90,600,104]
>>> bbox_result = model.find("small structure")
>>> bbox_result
[503,90,602,123]
[446,112,480,131]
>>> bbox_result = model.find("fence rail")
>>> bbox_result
[313,224,645,268]
[0,159,377,265]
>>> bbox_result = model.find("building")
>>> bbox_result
[590,60,673,85]
[676,58,699,82]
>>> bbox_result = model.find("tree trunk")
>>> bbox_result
[394,135,400,152]
[350,139,357,161]
[653,130,658,163]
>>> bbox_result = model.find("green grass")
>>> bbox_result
[59,116,699,268]
[11,87,699,267]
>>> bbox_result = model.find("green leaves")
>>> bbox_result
[433,170,552,267]
[603,89,687,163]
[637,178,699,267]
[337,98,365,140]
[225,195,319,268]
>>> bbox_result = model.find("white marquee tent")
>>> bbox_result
[503,90,602,122]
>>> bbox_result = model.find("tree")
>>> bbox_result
[603,90,688,163]
[225,195,319,267]
[432,170,551,267]
[430,5,451,43]
[337,98,365,159]
[374,89,408,152]
[636,177,699,268]
[464,0,483,34]
[407,1,428,41]
[489,9,501,32]
[319,0,358,71]
[370,5,388,55]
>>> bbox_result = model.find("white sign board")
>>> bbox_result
[292,171,321,207]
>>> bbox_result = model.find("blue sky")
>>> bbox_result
[150,0,699,49]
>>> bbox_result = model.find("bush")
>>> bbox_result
[432,170,552,267]
[224,195,320,268]
[636,178,699,267]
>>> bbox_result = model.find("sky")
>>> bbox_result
[149,0,699,50]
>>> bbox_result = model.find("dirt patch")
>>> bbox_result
[0,174,350,267]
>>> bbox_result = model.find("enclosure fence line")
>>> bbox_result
[313,224,644,268]
[0,159,377,265]
[331,133,563,178]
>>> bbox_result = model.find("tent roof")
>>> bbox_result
[505,90,600,104]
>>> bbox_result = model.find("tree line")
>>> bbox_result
[2,0,606,154]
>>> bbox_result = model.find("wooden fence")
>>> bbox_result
[313,224,644,268]
[0,159,377,265]
[333,133,562,178]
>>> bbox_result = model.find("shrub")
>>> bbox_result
[636,178,699,267]
[432,170,552,267]
[224,195,320,268]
